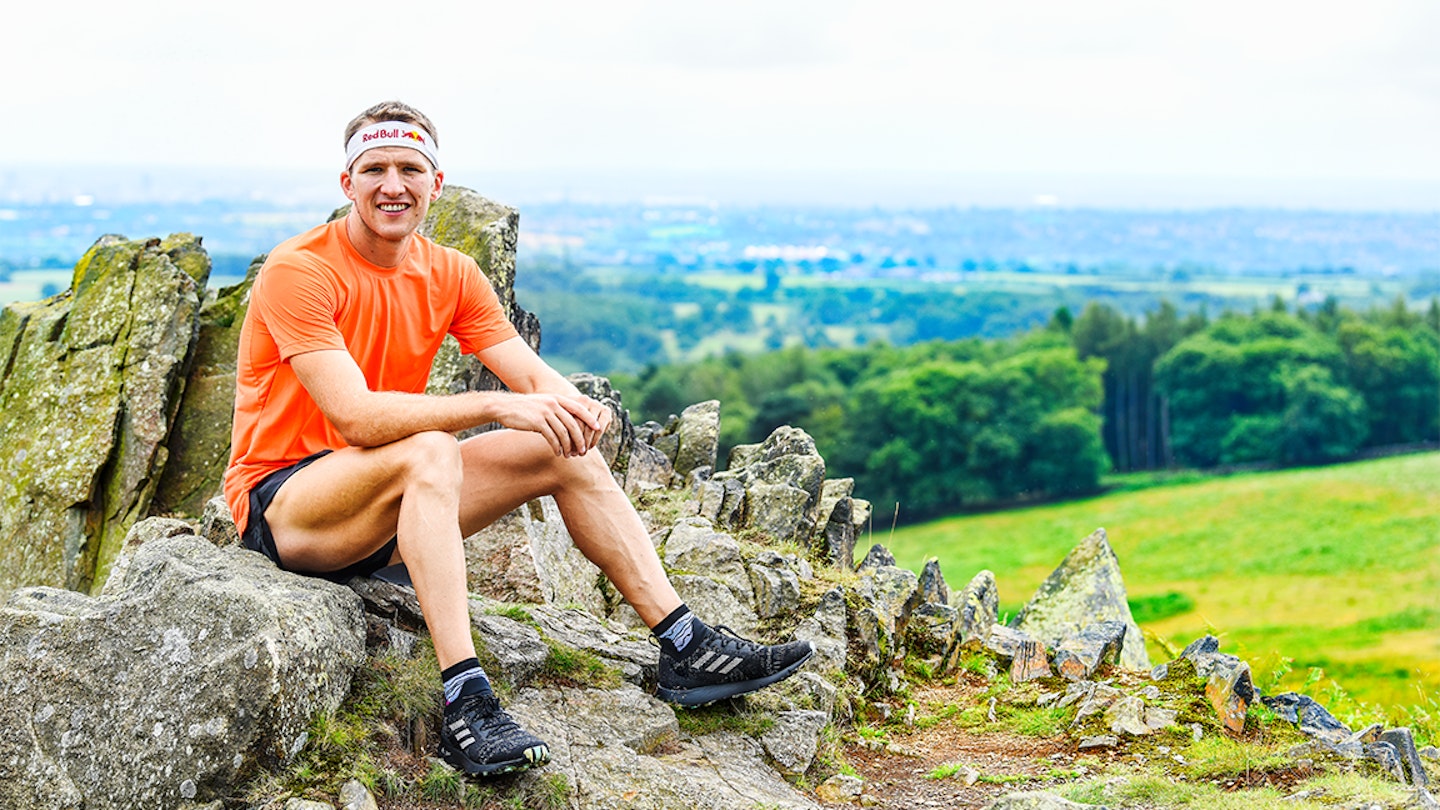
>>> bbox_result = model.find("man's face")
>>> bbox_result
[340,146,443,249]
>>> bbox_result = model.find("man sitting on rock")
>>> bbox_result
[222,100,813,777]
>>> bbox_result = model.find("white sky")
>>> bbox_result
[6,0,1440,206]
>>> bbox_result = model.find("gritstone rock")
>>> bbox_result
[0,531,364,809]
[822,496,858,570]
[760,709,830,776]
[1013,528,1150,671]
[749,550,805,620]
[1206,660,1255,735]
[1054,621,1128,681]
[152,252,253,518]
[504,685,820,810]
[792,586,849,673]
[987,791,1112,809]
[918,558,949,604]
[0,235,207,595]
[1011,638,1053,683]
[713,426,826,542]
[672,400,721,481]
[462,496,607,615]
[663,518,755,607]
[955,569,1000,644]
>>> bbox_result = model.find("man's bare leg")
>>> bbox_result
[266,430,480,668]
[455,429,682,626]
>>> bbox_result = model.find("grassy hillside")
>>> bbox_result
[882,452,1439,716]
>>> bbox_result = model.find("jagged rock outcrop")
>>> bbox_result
[0,234,208,595]
[150,258,258,518]
[1013,528,1150,671]
[0,528,365,809]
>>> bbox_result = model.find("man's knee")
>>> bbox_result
[396,430,464,487]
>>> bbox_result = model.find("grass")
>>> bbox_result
[883,452,1440,712]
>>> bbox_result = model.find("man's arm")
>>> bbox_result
[289,343,604,456]
[474,336,613,447]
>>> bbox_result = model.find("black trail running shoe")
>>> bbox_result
[656,625,815,707]
[439,679,550,776]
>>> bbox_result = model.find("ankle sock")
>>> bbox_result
[652,604,712,658]
[442,658,493,705]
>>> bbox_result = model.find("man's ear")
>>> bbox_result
[431,170,444,202]
[340,170,357,201]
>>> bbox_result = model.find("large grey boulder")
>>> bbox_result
[663,518,755,607]
[505,684,819,810]
[1013,528,1150,670]
[0,531,365,809]
[0,235,207,595]
[672,400,721,481]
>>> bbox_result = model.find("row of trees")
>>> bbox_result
[1069,297,1439,470]
[615,298,1439,519]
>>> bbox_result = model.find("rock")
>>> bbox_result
[822,497,858,570]
[664,518,754,607]
[463,496,607,615]
[0,533,364,809]
[1262,692,1351,742]
[1380,727,1429,787]
[955,569,1000,643]
[760,709,830,775]
[470,612,550,687]
[792,587,849,673]
[1205,661,1255,735]
[813,478,854,540]
[1053,621,1128,681]
[857,544,897,571]
[198,496,241,548]
[712,427,826,542]
[1145,706,1178,732]
[337,779,378,810]
[528,603,659,687]
[857,563,922,665]
[984,625,1034,660]
[909,601,959,656]
[98,516,196,598]
[815,773,865,803]
[284,801,333,810]
[749,552,804,620]
[670,574,759,638]
[567,373,635,475]
[1107,696,1152,736]
[1367,741,1407,782]
[625,441,676,497]
[1013,528,1149,671]
[0,235,207,595]
[151,254,252,519]
[672,400,721,481]
[504,685,818,809]
[917,558,949,604]
[1079,735,1120,750]
[987,791,1110,809]
[1422,746,1440,761]
[1011,639,1053,683]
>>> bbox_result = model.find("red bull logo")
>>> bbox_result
[362,128,426,145]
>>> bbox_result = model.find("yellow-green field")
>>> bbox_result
[882,452,1440,715]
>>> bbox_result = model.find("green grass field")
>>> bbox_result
[881,452,1440,714]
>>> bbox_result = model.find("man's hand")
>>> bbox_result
[492,393,610,457]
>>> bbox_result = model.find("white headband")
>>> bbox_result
[345,120,439,170]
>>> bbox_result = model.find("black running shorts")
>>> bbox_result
[240,449,400,583]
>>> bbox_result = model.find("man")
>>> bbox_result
[223,101,813,777]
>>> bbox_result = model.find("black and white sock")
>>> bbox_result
[442,658,493,705]
[652,604,713,658]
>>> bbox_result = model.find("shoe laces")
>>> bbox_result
[451,693,525,739]
[704,624,765,656]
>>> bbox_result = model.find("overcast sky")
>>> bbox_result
[6,0,1439,207]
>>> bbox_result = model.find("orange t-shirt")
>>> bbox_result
[222,218,519,534]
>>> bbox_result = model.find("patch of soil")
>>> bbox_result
[828,682,1076,809]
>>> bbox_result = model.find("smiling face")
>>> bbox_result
[340,146,444,266]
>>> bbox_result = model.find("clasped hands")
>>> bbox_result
[496,392,613,458]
